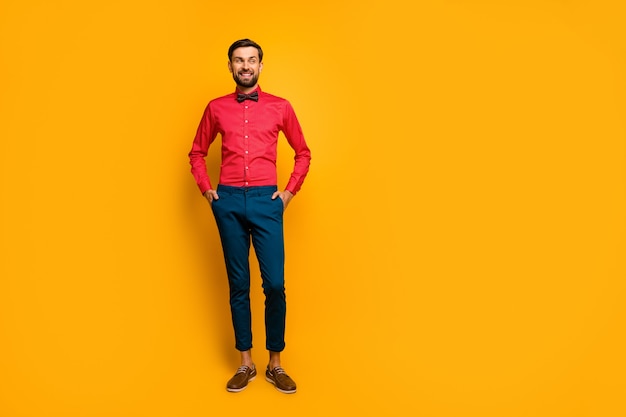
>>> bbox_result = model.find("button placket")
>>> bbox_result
[243,102,249,184]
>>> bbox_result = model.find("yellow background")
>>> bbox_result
[1,0,625,415]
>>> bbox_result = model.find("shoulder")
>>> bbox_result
[204,93,238,117]
[208,92,236,106]
[259,90,289,104]
[260,92,295,118]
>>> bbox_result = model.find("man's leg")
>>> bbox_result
[212,186,258,392]
[248,187,286,353]
[247,187,297,394]
[211,186,253,352]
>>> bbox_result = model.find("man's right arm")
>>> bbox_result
[189,103,217,195]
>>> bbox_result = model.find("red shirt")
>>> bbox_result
[189,86,311,195]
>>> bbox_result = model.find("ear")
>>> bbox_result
[259,62,263,72]
[228,61,233,73]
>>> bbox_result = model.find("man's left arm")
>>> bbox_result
[272,101,311,209]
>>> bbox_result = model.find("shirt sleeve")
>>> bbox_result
[188,102,218,194]
[282,101,311,195]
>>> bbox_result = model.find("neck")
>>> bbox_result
[237,84,258,94]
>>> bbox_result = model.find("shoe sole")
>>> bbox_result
[226,375,256,393]
[265,376,296,394]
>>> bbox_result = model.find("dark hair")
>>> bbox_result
[228,38,263,62]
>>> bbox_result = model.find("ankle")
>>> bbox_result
[239,349,253,368]
[268,351,281,370]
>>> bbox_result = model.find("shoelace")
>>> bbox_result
[272,367,287,375]
[236,365,252,374]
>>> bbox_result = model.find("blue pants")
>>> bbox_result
[211,184,286,352]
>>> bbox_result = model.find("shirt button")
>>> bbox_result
[245,120,248,123]
[245,135,248,139]
[245,166,248,170]
[245,151,248,154]
[245,182,249,185]
[245,106,248,109]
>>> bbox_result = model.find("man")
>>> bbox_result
[188,39,311,394]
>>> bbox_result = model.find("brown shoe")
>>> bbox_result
[265,366,297,394]
[226,365,256,392]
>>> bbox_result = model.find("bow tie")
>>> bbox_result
[236,91,259,103]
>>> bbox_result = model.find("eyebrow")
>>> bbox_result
[233,55,259,60]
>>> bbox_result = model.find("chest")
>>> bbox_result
[215,102,283,138]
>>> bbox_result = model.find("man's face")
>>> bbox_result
[228,46,262,90]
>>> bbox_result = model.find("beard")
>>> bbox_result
[233,71,259,89]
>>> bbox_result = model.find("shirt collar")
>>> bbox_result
[235,85,262,95]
